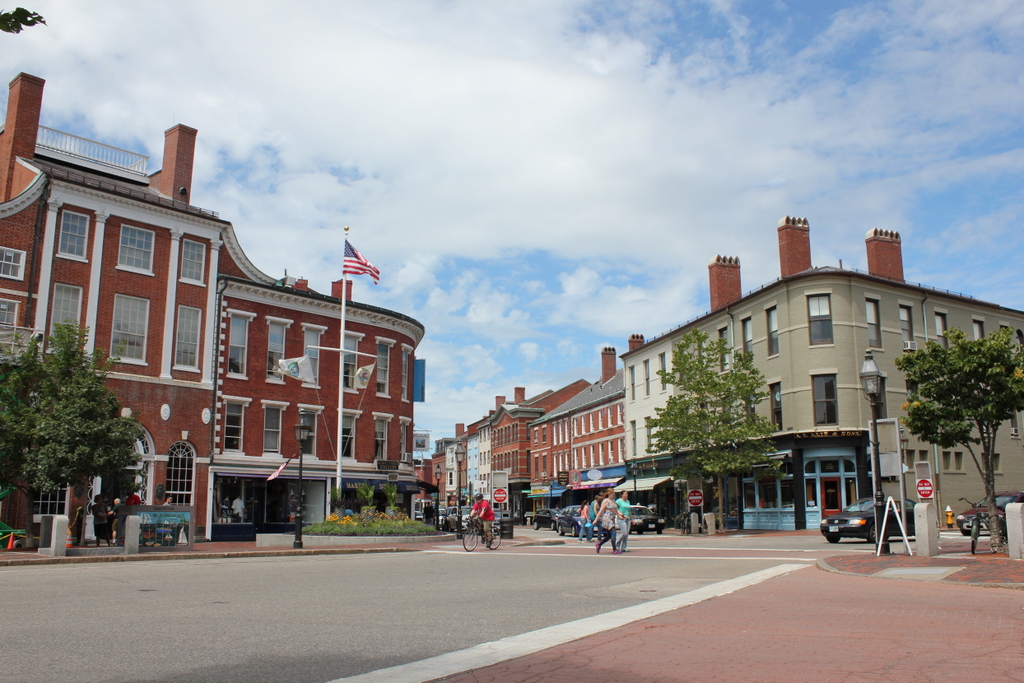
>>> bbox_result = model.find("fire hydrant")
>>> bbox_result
[945,505,954,529]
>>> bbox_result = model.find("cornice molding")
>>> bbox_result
[0,171,47,218]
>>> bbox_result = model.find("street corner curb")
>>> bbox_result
[511,539,566,547]
[815,557,845,575]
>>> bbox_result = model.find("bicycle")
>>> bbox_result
[462,517,501,552]
[960,497,1007,555]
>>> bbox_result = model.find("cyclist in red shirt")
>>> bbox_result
[470,493,496,543]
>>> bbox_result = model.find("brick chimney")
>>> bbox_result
[455,423,465,437]
[331,279,354,300]
[777,216,811,277]
[514,387,526,404]
[628,334,645,352]
[0,73,45,202]
[293,278,308,291]
[495,396,506,410]
[150,124,198,202]
[865,229,904,282]
[601,347,617,383]
[708,255,741,311]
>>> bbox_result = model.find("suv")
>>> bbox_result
[956,491,1024,535]
[820,498,916,543]
[441,506,473,532]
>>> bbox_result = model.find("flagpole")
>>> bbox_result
[337,227,350,492]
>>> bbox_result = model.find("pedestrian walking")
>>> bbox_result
[615,491,631,553]
[90,495,112,546]
[594,489,620,554]
[577,499,594,542]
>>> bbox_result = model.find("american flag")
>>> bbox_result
[343,240,381,284]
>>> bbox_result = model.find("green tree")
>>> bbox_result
[895,327,1024,552]
[1,8,45,33]
[648,329,778,521]
[0,323,142,496]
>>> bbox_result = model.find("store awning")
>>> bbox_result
[549,486,569,496]
[614,475,673,492]
[573,477,624,490]
[417,479,439,493]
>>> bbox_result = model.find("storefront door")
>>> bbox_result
[821,478,842,516]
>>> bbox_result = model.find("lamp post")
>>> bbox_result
[293,421,313,549]
[859,351,890,554]
[434,464,442,523]
[455,446,466,539]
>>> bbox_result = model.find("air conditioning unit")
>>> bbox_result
[903,341,918,351]
[1011,428,1020,437]
[400,452,412,463]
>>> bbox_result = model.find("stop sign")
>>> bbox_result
[493,488,508,504]
[687,489,704,507]
[916,479,934,499]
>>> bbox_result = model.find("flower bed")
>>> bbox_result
[303,510,441,537]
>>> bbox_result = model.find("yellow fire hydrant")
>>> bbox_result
[945,505,954,529]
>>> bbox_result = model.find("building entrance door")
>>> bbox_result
[821,478,842,517]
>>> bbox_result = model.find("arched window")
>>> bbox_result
[1016,329,1024,346]
[166,441,195,505]
[132,429,155,502]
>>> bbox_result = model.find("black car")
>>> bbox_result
[628,505,666,534]
[955,491,1024,535]
[531,508,560,531]
[820,498,916,544]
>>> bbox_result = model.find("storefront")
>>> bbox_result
[210,472,327,541]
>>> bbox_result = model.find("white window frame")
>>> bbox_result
[266,319,288,381]
[174,305,202,370]
[263,403,284,453]
[401,346,411,401]
[222,398,251,452]
[57,210,89,260]
[297,404,322,456]
[179,238,206,284]
[376,338,394,396]
[0,298,17,326]
[302,324,327,385]
[50,283,82,330]
[0,246,26,281]
[117,225,155,275]
[373,413,392,460]
[227,310,256,377]
[111,294,150,363]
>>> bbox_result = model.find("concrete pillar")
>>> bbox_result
[690,512,701,534]
[704,512,717,535]
[1006,503,1023,561]
[124,515,141,555]
[48,515,69,557]
[914,502,939,557]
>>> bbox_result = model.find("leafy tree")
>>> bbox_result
[895,327,1024,552]
[0,323,142,496]
[0,8,45,33]
[648,329,778,521]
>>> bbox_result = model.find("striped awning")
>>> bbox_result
[573,477,624,490]
[614,476,673,492]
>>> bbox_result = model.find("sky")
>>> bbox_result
[4,0,1024,442]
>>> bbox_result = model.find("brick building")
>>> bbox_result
[0,73,424,543]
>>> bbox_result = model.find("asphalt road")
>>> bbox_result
[0,535,831,683]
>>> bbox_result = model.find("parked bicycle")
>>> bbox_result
[462,516,501,552]
[959,497,1007,555]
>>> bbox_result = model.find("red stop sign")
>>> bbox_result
[687,489,704,507]
[916,479,934,499]
[493,488,508,504]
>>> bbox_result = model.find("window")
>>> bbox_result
[629,366,636,400]
[303,327,322,383]
[165,441,194,504]
[769,383,783,430]
[375,418,389,459]
[112,294,149,361]
[118,225,154,272]
[942,451,964,472]
[51,284,82,328]
[934,312,948,348]
[719,327,729,370]
[228,315,249,375]
[0,298,16,326]
[33,486,68,516]
[0,246,25,280]
[58,211,89,258]
[343,335,358,388]
[973,320,985,340]
[742,318,752,354]
[659,352,667,390]
[766,307,779,356]
[300,411,317,456]
[899,306,914,344]
[174,306,201,368]
[402,348,410,400]
[808,295,833,345]
[267,322,285,379]
[224,403,244,451]
[341,414,355,458]
[264,405,282,453]
[630,420,637,457]
[376,342,391,394]
[180,239,205,282]
[866,300,881,348]
[643,359,651,395]
[812,375,838,425]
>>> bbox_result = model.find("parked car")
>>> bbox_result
[441,506,473,532]
[955,491,1024,536]
[628,505,666,534]
[555,505,583,536]
[820,498,916,543]
[531,508,560,531]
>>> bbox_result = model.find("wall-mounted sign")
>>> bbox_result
[375,460,399,471]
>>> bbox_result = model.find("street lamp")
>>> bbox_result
[293,421,313,549]
[455,446,466,539]
[859,351,890,554]
[434,464,442,521]
[628,462,639,495]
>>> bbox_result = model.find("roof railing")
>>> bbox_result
[36,126,149,177]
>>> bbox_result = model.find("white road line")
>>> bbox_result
[331,563,808,683]
[422,550,817,561]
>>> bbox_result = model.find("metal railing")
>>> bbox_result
[36,126,149,177]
